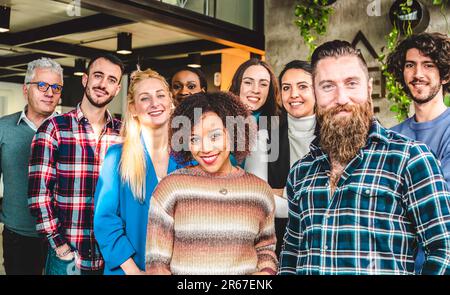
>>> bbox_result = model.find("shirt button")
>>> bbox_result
[324,245,328,250]
[365,189,370,195]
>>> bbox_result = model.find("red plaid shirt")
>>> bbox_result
[28,104,121,270]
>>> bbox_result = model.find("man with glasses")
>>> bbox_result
[0,57,62,274]
[28,54,124,275]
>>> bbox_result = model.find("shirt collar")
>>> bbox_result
[17,105,58,131]
[75,103,114,127]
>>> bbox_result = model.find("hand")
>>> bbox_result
[121,258,144,275]
[271,187,285,197]
[55,244,74,261]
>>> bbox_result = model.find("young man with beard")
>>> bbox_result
[387,32,450,274]
[388,33,450,185]
[28,54,124,275]
[278,40,450,275]
[0,58,62,274]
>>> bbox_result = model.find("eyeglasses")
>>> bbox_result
[26,81,63,94]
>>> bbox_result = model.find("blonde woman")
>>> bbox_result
[94,69,184,275]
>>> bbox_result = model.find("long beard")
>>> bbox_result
[316,99,373,165]
[84,86,115,108]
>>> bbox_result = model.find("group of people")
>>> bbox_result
[0,32,449,275]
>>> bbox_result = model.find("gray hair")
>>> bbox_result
[24,58,64,86]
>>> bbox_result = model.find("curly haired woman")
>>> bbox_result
[145,91,278,275]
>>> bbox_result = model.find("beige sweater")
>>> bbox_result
[145,166,278,275]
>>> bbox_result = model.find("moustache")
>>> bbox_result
[328,104,356,116]
[93,87,109,95]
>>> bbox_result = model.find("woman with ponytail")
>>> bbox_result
[94,69,183,275]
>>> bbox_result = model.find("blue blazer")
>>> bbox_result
[94,142,182,275]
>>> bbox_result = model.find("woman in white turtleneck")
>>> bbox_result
[268,60,316,257]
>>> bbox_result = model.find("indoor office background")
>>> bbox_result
[0,0,449,275]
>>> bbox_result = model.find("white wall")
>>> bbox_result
[0,82,27,116]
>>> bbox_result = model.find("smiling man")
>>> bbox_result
[28,54,124,275]
[279,40,450,275]
[388,33,450,186]
[387,32,450,274]
[0,58,62,275]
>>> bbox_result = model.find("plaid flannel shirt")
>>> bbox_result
[279,120,450,275]
[28,104,121,270]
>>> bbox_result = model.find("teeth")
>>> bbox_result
[247,97,259,102]
[149,110,164,116]
[290,102,303,106]
[201,154,218,163]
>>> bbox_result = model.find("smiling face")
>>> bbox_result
[131,77,173,129]
[171,70,204,102]
[403,48,446,105]
[281,68,315,118]
[82,57,122,108]
[239,65,270,112]
[23,67,62,117]
[314,55,372,119]
[189,112,232,175]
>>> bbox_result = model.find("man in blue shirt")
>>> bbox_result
[388,32,450,186]
[0,58,62,274]
[279,40,450,275]
[387,32,450,274]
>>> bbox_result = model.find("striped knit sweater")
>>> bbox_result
[145,166,278,275]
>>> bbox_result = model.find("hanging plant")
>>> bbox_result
[294,0,335,60]
[445,93,450,107]
[380,0,448,121]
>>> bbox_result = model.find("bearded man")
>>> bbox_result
[278,40,450,275]
[386,32,450,275]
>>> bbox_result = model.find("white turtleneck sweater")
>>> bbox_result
[287,113,316,167]
[274,114,317,218]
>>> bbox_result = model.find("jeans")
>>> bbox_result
[415,245,425,274]
[2,226,47,275]
[45,247,80,275]
[45,247,104,275]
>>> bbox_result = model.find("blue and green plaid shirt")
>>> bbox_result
[279,120,450,275]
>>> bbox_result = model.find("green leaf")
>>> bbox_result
[444,93,450,107]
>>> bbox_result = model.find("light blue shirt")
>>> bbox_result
[391,108,450,188]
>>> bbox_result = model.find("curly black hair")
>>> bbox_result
[387,32,450,94]
[169,91,256,165]
[169,66,208,91]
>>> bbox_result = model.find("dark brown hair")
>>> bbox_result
[311,40,368,79]
[87,53,125,79]
[169,91,255,165]
[229,58,280,118]
[387,32,450,94]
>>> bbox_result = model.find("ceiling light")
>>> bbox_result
[0,6,11,33]
[73,59,86,76]
[187,53,201,68]
[117,32,132,55]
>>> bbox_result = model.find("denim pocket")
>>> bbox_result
[45,248,79,275]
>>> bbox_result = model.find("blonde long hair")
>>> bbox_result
[120,68,172,202]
